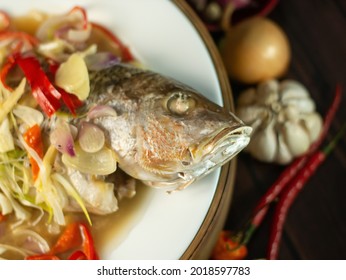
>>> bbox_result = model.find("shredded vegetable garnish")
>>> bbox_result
[0,6,136,260]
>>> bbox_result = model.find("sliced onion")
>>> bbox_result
[67,23,92,43]
[0,193,13,215]
[36,14,70,41]
[36,8,88,43]
[84,52,120,71]
[13,105,44,127]
[13,228,50,254]
[49,119,75,156]
[62,144,117,176]
[78,122,105,153]
[37,39,75,62]
[87,105,117,120]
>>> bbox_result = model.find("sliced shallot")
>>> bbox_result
[86,105,117,120]
[78,122,105,153]
[84,52,120,71]
[49,119,75,156]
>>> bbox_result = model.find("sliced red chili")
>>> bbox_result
[26,254,60,260]
[58,87,83,116]
[50,222,82,255]
[0,213,6,222]
[16,55,62,117]
[69,6,88,30]
[68,250,87,260]
[0,55,16,90]
[0,31,38,47]
[79,223,99,260]
[91,22,134,62]
[211,230,247,260]
[23,124,44,181]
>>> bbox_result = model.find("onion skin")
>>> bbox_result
[221,17,291,84]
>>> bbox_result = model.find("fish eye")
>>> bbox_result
[167,92,196,116]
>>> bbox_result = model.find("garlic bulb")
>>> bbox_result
[236,79,323,164]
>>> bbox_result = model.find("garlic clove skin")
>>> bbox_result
[275,132,293,164]
[248,118,277,162]
[281,97,315,114]
[256,79,279,106]
[236,79,323,164]
[236,106,268,125]
[282,121,310,157]
[301,112,323,143]
[280,80,310,99]
[280,80,315,113]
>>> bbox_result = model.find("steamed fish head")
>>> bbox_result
[132,85,252,190]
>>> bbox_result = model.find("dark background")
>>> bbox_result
[211,0,345,259]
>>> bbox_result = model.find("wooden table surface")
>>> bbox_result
[206,0,346,260]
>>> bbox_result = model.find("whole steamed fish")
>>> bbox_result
[89,64,251,188]
[46,63,252,215]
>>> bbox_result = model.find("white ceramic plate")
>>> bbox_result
[2,0,234,259]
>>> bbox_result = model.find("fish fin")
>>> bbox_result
[166,179,195,194]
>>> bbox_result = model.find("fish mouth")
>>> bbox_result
[180,125,252,182]
[143,125,252,191]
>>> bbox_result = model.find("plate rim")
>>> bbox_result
[172,0,237,260]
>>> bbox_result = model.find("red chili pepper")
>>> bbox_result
[69,6,88,30]
[25,222,99,260]
[23,124,44,181]
[0,213,6,222]
[68,250,87,260]
[50,222,82,255]
[0,31,38,47]
[48,60,83,116]
[251,85,342,229]
[267,123,346,260]
[26,254,60,260]
[231,85,342,251]
[210,230,248,260]
[58,87,83,116]
[79,223,99,260]
[0,55,16,90]
[90,22,134,62]
[16,55,62,117]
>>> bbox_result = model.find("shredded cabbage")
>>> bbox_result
[12,104,44,128]
[0,192,12,214]
[52,172,91,225]
[0,117,14,153]
[0,7,137,259]
[0,79,26,124]
[34,145,66,225]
